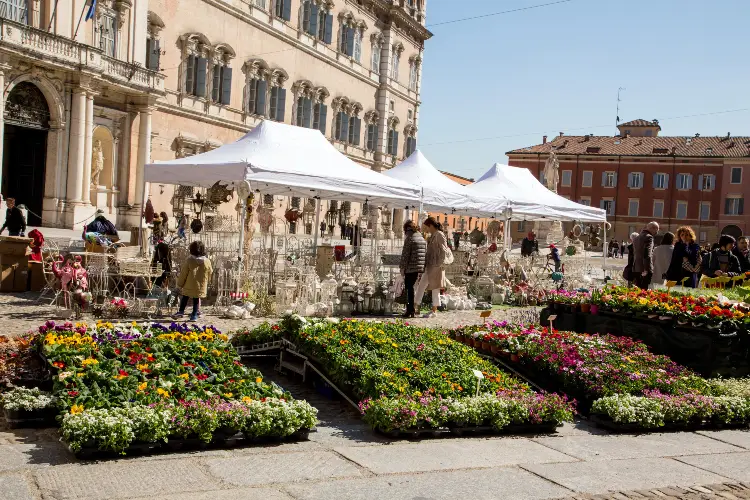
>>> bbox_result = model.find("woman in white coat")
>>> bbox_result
[414,217,447,318]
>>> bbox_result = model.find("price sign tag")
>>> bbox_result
[472,369,484,396]
[480,310,492,318]
[547,315,558,322]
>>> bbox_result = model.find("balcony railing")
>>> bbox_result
[0,18,164,93]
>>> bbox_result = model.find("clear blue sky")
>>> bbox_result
[418,0,750,179]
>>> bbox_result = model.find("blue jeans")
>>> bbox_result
[179,296,199,317]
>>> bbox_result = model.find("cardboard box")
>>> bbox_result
[0,254,28,268]
[28,261,45,292]
[0,264,16,292]
[85,241,107,254]
[0,236,31,257]
[14,264,28,292]
[0,261,27,292]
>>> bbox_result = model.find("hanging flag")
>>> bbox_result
[84,0,97,21]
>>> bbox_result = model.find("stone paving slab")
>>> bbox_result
[33,460,220,500]
[533,433,744,461]
[0,443,73,473]
[130,487,294,500]
[334,438,577,474]
[205,451,363,486]
[522,457,730,494]
[676,452,750,483]
[284,466,572,500]
[697,430,750,450]
[0,473,39,500]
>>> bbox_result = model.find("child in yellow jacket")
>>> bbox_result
[174,241,213,321]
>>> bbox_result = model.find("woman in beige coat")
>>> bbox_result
[414,217,447,318]
[174,241,213,321]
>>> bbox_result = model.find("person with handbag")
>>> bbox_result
[622,232,639,285]
[414,217,449,318]
[399,220,426,318]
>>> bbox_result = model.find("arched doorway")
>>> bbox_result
[3,82,50,226]
[721,225,743,239]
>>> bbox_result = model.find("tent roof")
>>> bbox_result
[384,150,508,216]
[145,120,421,205]
[466,163,607,222]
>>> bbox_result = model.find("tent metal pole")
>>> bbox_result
[602,220,607,278]
[312,195,321,257]
[237,184,248,294]
[137,180,147,256]
[373,206,380,277]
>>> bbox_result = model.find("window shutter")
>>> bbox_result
[393,131,399,156]
[195,57,207,97]
[318,104,327,135]
[627,173,633,187]
[340,113,349,142]
[276,88,286,121]
[366,125,374,151]
[652,173,657,188]
[725,198,731,215]
[147,38,160,71]
[709,175,715,190]
[309,4,319,35]
[334,112,342,140]
[185,55,196,94]
[664,174,670,189]
[740,198,745,216]
[255,80,267,116]
[352,117,361,146]
[324,14,333,44]
[612,172,618,187]
[220,66,232,105]
[687,174,693,190]
[638,172,644,188]
[697,174,703,191]
[303,97,312,128]
[282,0,291,21]
[212,64,221,101]
[611,200,616,216]
[146,38,153,68]
[600,200,605,210]
[601,172,606,186]
[345,27,355,56]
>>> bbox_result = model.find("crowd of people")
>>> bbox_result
[624,221,750,289]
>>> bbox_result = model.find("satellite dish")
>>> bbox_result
[236,181,251,200]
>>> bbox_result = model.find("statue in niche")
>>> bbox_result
[542,151,560,193]
[91,139,104,187]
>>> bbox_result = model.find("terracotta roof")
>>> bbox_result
[507,135,750,158]
[440,171,475,185]
[618,119,661,129]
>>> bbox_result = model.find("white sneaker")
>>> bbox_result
[422,312,436,318]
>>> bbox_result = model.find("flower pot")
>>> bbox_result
[580,304,591,314]
[490,345,499,355]
[455,334,464,343]
[510,354,520,363]
[590,305,599,315]
[481,341,491,352]
[473,339,482,349]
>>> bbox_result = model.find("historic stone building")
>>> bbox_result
[0,0,430,230]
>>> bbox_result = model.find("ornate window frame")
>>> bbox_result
[391,42,404,81]
[209,43,236,105]
[370,32,383,74]
[331,96,363,146]
[179,33,211,98]
[242,58,288,119]
[403,123,417,158]
[364,110,379,152]
[408,54,421,91]
[338,11,367,62]
[291,80,329,128]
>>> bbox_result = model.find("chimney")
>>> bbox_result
[726,132,731,140]
[559,132,564,137]
[584,135,591,142]
[625,132,631,139]
[671,146,677,155]
[542,135,548,144]
[695,133,700,138]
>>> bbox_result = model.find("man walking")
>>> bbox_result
[0,198,26,237]
[632,221,659,289]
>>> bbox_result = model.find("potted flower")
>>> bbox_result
[1,387,56,428]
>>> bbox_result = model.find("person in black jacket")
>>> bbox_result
[733,236,750,273]
[85,210,118,237]
[399,220,427,318]
[0,198,26,237]
[521,231,538,257]
[707,235,742,278]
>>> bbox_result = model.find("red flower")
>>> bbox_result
[114,348,121,355]
[147,356,155,362]
[182,362,195,368]
[52,361,65,369]
[118,369,129,377]
[68,391,79,397]
[195,374,208,381]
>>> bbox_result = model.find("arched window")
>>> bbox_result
[370,33,383,73]
[339,12,366,63]
[391,43,404,81]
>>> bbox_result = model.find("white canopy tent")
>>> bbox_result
[145,120,421,205]
[145,120,422,262]
[383,150,509,217]
[466,163,607,223]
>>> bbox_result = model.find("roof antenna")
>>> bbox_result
[616,87,625,126]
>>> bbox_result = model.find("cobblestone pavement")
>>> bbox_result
[2,292,750,499]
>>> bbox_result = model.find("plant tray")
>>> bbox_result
[3,407,57,429]
[589,414,750,434]
[69,428,313,460]
[235,340,283,356]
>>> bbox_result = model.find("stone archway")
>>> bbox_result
[721,225,743,239]
[2,82,50,226]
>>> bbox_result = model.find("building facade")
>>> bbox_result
[507,120,750,243]
[0,0,430,231]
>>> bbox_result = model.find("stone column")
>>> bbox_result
[117,112,133,207]
[81,92,94,204]
[66,88,87,203]
[134,107,152,209]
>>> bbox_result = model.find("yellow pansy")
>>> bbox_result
[70,404,84,414]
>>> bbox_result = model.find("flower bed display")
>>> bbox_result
[274,315,573,435]
[0,387,57,428]
[29,321,318,457]
[450,323,750,431]
[230,322,283,351]
[591,286,750,330]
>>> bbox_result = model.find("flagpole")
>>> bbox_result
[73,0,94,40]
[47,0,60,31]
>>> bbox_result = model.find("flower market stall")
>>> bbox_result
[238,316,574,437]
[448,322,750,431]
[0,321,318,458]
[541,286,750,377]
